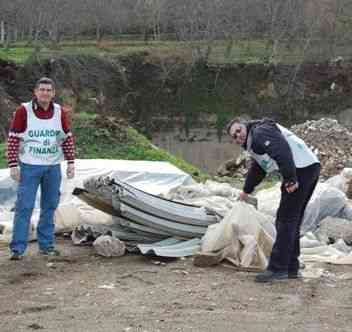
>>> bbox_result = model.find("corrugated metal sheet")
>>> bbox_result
[138,238,201,257]
[116,182,219,226]
[120,203,207,238]
[73,178,220,257]
[118,218,171,237]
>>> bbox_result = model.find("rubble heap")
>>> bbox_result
[291,118,352,178]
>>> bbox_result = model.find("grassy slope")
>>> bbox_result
[0,143,5,169]
[0,114,209,182]
[1,39,344,65]
[73,113,208,182]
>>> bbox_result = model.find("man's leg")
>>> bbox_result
[288,164,320,275]
[266,181,306,273]
[37,164,61,252]
[10,164,41,255]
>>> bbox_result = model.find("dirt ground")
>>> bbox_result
[0,238,351,332]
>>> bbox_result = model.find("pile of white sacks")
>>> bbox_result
[164,168,352,271]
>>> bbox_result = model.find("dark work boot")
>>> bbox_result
[288,271,303,279]
[255,270,288,283]
[10,252,24,261]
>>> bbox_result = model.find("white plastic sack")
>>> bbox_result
[325,168,352,194]
[256,182,348,234]
[201,202,275,269]
[165,180,240,201]
[0,202,114,243]
[183,196,238,217]
[301,184,347,233]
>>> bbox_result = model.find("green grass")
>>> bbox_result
[3,38,351,65]
[0,143,6,169]
[0,47,34,63]
[0,41,191,64]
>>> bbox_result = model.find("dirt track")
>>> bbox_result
[0,238,352,332]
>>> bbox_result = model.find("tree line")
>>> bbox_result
[0,0,351,47]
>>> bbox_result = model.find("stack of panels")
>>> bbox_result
[73,176,221,256]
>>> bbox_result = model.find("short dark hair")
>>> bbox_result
[225,118,242,135]
[35,77,55,89]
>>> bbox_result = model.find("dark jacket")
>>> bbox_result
[243,119,297,194]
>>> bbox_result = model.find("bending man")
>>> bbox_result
[227,118,320,282]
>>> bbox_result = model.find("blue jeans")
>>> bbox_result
[10,163,62,254]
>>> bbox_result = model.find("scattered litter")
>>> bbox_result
[151,260,166,266]
[302,267,326,279]
[28,323,44,330]
[93,235,126,257]
[337,272,352,280]
[97,284,115,289]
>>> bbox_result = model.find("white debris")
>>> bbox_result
[93,235,126,257]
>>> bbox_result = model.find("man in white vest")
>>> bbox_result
[226,118,320,282]
[7,77,75,260]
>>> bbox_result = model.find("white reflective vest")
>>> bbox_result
[19,101,66,165]
[246,123,319,173]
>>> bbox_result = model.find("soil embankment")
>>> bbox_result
[1,54,352,138]
[1,54,352,174]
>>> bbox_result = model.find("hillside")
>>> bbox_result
[1,52,352,144]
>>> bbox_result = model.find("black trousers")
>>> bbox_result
[268,163,320,273]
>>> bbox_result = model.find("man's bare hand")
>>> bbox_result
[66,163,75,179]
[10,167,20,182]
[285,181,299,193]
[239,191,249,201]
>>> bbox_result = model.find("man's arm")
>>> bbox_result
[61,108,75,178]
[243,158,267,194]
[7,106,27,181]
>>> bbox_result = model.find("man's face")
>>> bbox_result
[229,122,247,145]
[34,83,55,107]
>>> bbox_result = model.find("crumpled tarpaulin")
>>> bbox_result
[194,201,276,270]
